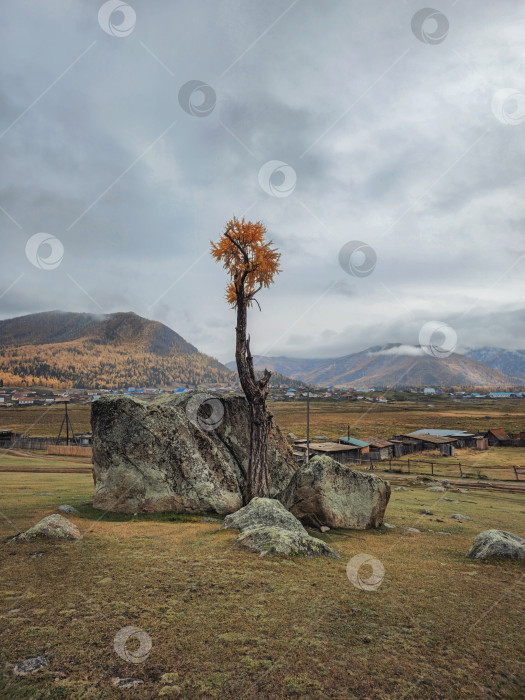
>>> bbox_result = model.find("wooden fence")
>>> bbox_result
[46,445,92,457]
[365,457,524,481]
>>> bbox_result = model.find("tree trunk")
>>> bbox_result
[235,287,271,503]
[247,399,271,501]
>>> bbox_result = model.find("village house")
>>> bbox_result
[293,441,364,466]
[363,437,394,461]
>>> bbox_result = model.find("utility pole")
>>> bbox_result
[306,386,310,463]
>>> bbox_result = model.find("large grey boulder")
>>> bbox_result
[466,530,525,560]
[280,455,390,529]
[11,514,82,542]
[91,392,297,515]
[222,497,337,557]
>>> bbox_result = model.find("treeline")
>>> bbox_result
[0,340,233,389]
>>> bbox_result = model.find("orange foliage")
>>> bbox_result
[211,217,281,307]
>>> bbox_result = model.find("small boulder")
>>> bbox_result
[404,527,421,533]
[426,486,445,493]
[112,678,144,689]
[221,497,307,535]
[221,497,336,557]
[11,514,82,542]
[287,432,297,440]
[421,510,433,515]
[466,530,525,560]
[13,656,49,676]
[394,486,408,492]
[234,526,337,557]
[280,455,390,529]
[451,513,472,521]
[383,522,396,529]
[58,505,78,514]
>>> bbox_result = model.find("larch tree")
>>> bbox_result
[211,217,281,501]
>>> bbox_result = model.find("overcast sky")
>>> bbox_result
[1,0,524,363]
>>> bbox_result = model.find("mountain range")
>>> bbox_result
[227,343,524,388]
[0,312,523,389]
[0,311,232,389]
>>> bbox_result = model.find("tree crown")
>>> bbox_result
[211,217,281,307]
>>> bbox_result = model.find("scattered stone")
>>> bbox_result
[421,510,433,515]
[13,656,49,676]
[202,517,221,524]
[91,391,296,514]
[362,635,372,643]
[383,522,396,529]
[426,486,445,493]
[351,607,362,613]
[436,518,445,523]
[29,551,45,559]
[466,530,525,560]
[222,497,307,535]
[81,500,92,505]
[440,498,457,503]
[438,531,452,536]
[287,433,297,440]
[394,486,408,492]
[404,527,421,534]
[313,435,329,441]
[10,514,82,542]
[458,489,469,494]
[320,526,330,533]
[234,526,338,558]
[451,514,472,521]
[57,505,78,514]
[280,455,390,529]
[112,678,144,689]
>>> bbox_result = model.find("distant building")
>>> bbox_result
[423,388,436,394]
[484,429,512,446]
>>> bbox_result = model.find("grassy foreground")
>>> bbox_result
[0,472,524,698]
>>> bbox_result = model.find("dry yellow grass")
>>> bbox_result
[0,472,524,698]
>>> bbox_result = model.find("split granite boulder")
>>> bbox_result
[279,455,391,529]
[466,530,525,560]
[221,497,337,557]
[91,392,297,514]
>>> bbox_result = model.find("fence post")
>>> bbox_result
[514,466,519,481]
[407,459,410,474]
[459,463,462,478]
[431,462,434,476]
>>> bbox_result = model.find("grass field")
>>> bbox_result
[2,398,525,441]
[0,472,524,698]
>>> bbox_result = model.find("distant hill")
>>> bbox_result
[0,311,232,389]
[465,347,525,381]
[231,344,517,388]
